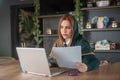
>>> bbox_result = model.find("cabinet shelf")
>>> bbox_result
[94,50,120,53]
[82,28,120,31]
[81,6,120,11]
[38,34,58,37]
[81,5,120,56]
[38,14,64,18]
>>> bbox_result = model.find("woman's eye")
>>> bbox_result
[60,26,71,29]
[60,26,63,28]
[66,26,71,29]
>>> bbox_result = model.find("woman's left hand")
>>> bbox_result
[75,62,88,72]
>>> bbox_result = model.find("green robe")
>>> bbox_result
[49,15,100,71]
[71,17,100,71]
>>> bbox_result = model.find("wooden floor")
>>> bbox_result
[0,59,120,80]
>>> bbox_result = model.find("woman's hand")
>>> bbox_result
[75,62,88,72]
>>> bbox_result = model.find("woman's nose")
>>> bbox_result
[63,28,66,33]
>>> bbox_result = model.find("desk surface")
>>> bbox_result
[0,59,120,80]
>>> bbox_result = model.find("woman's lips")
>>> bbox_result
[62,34,68,36]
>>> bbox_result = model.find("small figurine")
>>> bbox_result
[103,16,109,27]
[86,22,91,29]
[97,17,104,28]
[111,21,117,28]
[91,16,109,29]
[95,40,110,50]
[91,16,98,24]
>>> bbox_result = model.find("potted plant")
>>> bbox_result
[74,0,83,35]
[32,0,43,48]
[18,9,35,47]
[18,0,43,48]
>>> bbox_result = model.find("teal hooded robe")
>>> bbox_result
[70,17,100,71]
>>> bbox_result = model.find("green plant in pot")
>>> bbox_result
[19,0,43,47]
[19,9,35,47]
[74,0,83,35]
[32,0,43,48]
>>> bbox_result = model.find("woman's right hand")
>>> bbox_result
[75,62,88,72]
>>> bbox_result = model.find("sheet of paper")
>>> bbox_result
[53,46,82,68]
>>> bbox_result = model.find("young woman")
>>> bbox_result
[49,14,100,72]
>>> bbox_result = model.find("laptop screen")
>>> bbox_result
[16,47,51,75]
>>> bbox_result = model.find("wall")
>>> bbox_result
[0,0,33,57]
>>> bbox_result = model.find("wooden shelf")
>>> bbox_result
[38,14,64,18]
[94,50,120,53]
[81,6,120,11]
[82,28,120,31]
[38,13,75,18]
[38,34,58,37]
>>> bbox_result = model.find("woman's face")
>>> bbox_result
[60,20,72,41]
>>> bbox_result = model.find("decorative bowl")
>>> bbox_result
[96,1,110,7]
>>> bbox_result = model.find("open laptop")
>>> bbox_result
[16,47,67,77]
[52,46,82,68]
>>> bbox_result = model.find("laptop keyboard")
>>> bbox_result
[50,68,67,75]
